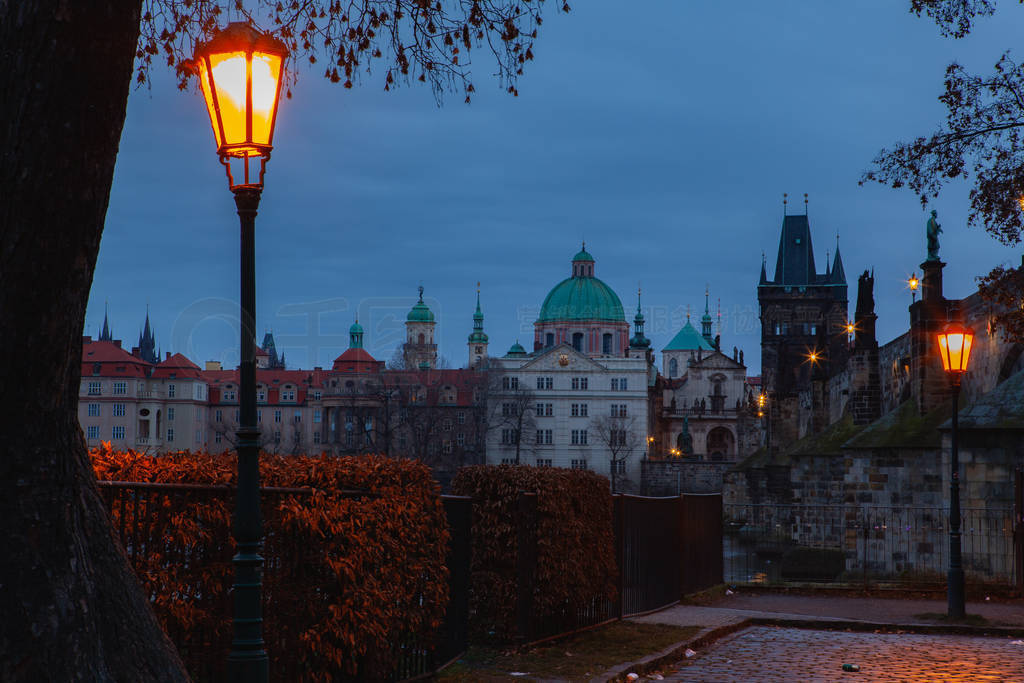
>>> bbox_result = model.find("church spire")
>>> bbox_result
[467,282,489,367]
[138,306,157,363]
[701,286,713,343]
[759,252,768,285]
[630,285,650,349]
[99,302,113,342]
[831,237,847,285]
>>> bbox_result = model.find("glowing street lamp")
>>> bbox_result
[909,273,920,303]
[193,21,287,683]
[937,322,974,620]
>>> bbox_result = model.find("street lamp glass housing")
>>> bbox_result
[194,22,286,187]
[937,324,974,376]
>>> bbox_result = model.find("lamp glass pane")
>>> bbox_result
[959,333,974,372]
[251,52,282,147]
[938,334,951,372]
[209,51,249,150]
[198,58,223,149]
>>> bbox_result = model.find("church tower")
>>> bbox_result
[628,287,651,360]
[138,308,158,364]
[467,283,489,368]
[404,286,438,370]
[758,207,849,446]
[99,304,113,342]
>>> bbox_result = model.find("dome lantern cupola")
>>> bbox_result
[571,242,595,278]
[349,318,364,349]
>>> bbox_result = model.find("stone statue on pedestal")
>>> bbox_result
[676,416,693,457]
[926,209,942,261]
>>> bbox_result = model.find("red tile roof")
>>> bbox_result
[331,347,384,373]
[81,340,152,378]
[151,353,204,379]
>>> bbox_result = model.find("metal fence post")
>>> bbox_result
[515,491,538,643]
[613,494,624,619]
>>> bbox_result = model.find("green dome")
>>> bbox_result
[349,321,364,335]
[407,286,435,322]
[538,277,625,323]
[573,248,595,262]
[507,341,527,356]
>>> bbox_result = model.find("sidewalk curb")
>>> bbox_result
[748,616,1024,639]
[593,620,753,683]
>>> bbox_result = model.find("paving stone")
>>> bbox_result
[659,626,1024,682]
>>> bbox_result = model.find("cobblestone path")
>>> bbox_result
[663,626,1024,682]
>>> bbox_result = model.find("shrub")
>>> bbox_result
[90,444,449,681]
[450,465,617,642]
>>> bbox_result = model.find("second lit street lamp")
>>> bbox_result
[937,321,974,620]
[194,21,288,683]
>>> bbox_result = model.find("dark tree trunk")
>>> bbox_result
[0,2,188,680]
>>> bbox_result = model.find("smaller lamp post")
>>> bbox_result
[193,21,287,683]
[937,322,974,620]
[909,273,920,303]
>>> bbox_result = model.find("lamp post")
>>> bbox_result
[909,273,920,303]
[937,322,974,620]
[194,22,287,682]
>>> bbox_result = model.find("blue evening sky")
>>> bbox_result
[89,1,1022,374]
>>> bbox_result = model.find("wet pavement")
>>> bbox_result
[661,626,1024,682]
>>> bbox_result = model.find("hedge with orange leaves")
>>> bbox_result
[449,465,617,643]
[91,445,449,682]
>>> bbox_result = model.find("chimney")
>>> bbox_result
[131,346,140,358]
[205,360,223,371]
[166,351,171,361]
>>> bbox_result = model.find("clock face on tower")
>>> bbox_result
[558,353,569,366]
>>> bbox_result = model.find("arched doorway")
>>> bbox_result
[706,427,734,461]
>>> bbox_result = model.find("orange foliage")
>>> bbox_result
[450,465,617,642]
[91,444,449,681]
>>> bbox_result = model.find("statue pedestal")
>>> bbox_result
[920,259,945,303]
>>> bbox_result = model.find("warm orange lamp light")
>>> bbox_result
[194,22,287,188]
[908,274,919,291]
[937,323,974,381]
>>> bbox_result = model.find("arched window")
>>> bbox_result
[545,332,555,347]
[706,427,734,461]
[602,333,612,355]
[418,333,425,344]
[572,332,584,352]
[669,358,678,377]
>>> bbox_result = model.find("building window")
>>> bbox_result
[274,409,282,423]
[112,403,125,417]
[457,411,466,424]
[611,378,628,391]
[113,381,127,395]
[571,429,588,445]
[87,403,100,417]
[571,377,588,390]
[168,407,175,421]
[234,409,240,422]
[612,460,626,475]
[274,431,281,444]
[536,458,553,467]
[215,409,222,423]
[611,404,627,417]
[166,383,175,398]
[545,333,554,347]
[502,402,515,417]
[457,432,466,446]
[281,390,296,402]
[257,390,266,402]
[313,390,322,401]
[502,376,520,390]
[536,376,553,390]
[612,429,628,447]
[602,333,613,355]
[195,407,203,422]
[501,429,518,445]
[87,381,102,396]
[313,432,322,444]
[500,458,516,465]
[443,419,452,432]
[257,409,262,423]
[442,441,453,454]
[112,426,127,440]
[535,429,552,445]
[572,332,584,351]
[669,358,678,377]
[224,390,237,401]
[313,409,321,424]
[570,458,587,470]
[87,425,100,439]
[294,410,302,423]
[166,428,174,442]
[571,403,588,417]
[214,432,222,444]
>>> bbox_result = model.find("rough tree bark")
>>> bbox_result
[0,1,188,680]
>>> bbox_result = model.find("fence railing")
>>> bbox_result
[513,492,723,644]
[97,481,469,682]
[724,503,1019,587]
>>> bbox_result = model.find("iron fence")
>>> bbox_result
[724,503,1018,587]
[97,481,470,682]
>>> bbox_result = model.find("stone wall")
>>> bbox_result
[641,460,733,495]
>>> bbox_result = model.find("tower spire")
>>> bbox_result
[99,301,113,342]
[630,284,650,349]
[468,281,489,367]
[701,285,714,343]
